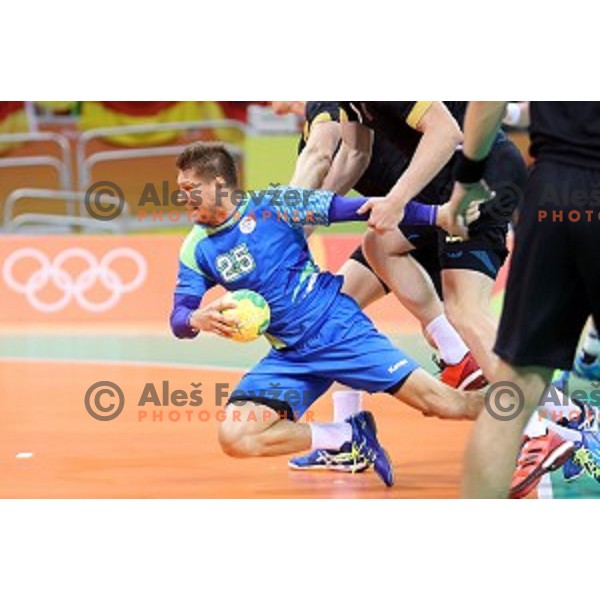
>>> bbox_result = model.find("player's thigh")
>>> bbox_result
[339,249,388,309]
[362,226,415,262]
[227,355,333,422]
[442,268,495,317]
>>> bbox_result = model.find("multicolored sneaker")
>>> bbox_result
[574,353,600,382]
[347,411,394,487]
[510,430,576,499]
[572,431,600,482]
[552,370,571,393]
[436,351,487,391]
[288,444,370,472]
[562,455,584,483]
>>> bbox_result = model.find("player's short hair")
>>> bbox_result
[176,142,238,187]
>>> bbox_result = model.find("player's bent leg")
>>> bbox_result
[391,368,484,421]
[442,268,499,381]
[218,401,312,458]
[338,253,388,309]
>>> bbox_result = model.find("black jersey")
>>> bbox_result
[298,101,411,197]
[341,101,467,157]
[529,101,600,169]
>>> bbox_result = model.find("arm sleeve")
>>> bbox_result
[328,194,438,226]
[272,187,335,226]
[170,262,215,339]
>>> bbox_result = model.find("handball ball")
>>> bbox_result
[222,289,271,342]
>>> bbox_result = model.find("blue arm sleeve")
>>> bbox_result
[269,187,335,226]
[328,195,438,226]
[170,262,215,339]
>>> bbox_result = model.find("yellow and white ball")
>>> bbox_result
[222,289,271,342]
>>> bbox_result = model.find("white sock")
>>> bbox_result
[333,390,362,423]
[309,422,352,451]
[425,314,469,365]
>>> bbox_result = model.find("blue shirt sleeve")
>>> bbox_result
[170,261,215,339]
[266,186,334,227]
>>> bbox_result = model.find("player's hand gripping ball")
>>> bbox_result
[222,290,271,342]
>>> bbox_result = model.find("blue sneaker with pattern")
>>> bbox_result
[347,411,394,487]
[572,431,600,483]
[288,444,370,472]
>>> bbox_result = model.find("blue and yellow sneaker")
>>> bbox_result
[347,411,394,487]
[572,431,600,482]
[574,353,600,382]
[562,453,584,483]
[288,445,370,473]
[552,370,571,393]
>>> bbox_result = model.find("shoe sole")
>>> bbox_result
[287,462,371,473]
[458,368,487,391]
[510,440,576,499]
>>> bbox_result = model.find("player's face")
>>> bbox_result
[177,169,227,226]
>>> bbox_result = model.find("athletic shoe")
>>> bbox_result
[288,444,370,472]
[552,370,571,393]
[572,431,600,482]
[437,351,487,391]
[562,455,584,483]
[574,353,600,382]
[347,411,394,487]
[509,430,575,499]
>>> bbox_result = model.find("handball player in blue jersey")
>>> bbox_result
[170,142,483,486]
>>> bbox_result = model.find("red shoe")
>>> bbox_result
[438,351,487,390]
[510,430,575,499]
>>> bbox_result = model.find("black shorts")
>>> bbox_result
[348,242,443,298]
[400,224,508,282]
[494,159,600,369]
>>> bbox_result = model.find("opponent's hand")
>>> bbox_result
[442,180,494,238]
[189,296,239,338]
[357,196,406,233]
[436,198,483,239]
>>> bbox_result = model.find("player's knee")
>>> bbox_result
[218,422,252,458]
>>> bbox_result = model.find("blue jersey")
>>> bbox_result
[171,186,340,348]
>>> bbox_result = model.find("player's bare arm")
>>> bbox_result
[323,120,373,195]
[290,120,341,189]
[365,102,462,232]
[448,101,508,219]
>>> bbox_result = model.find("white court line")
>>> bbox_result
[0,356,244,374]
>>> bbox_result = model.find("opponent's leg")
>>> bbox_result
[462,362,553,498]
[338,256,388,309]
[442,268,499,381]
[363,228,484,387]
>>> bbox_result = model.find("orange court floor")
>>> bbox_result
[0,359,474,499]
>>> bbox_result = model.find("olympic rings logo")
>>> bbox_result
[2,247,147,313]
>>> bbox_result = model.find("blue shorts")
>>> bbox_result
[229,293,419,419]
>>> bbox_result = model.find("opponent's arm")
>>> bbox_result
[368,102,462,233]
[446,101,509,227]
[290,120,341,189]
[322,120,373,194]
